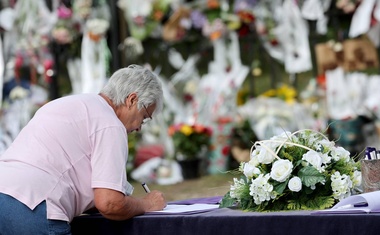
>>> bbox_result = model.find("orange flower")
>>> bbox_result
[88,32,102,42]
[237,11,255,24]
[153,10,164,21]
[193,124,204,133]
[168,126,176,136]
[207,0,220,9]
[210,31,222,41]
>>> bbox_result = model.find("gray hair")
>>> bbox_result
[100,64,164,114]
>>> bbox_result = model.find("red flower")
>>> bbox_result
[238,24,250,37]
[317,74,326,90]
[237,11,255,24]
[221,145,230,156]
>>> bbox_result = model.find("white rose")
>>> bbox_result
[330,146,350,162]
[288,176,302,192]
[270,159,293,182]
[269,132,291,147]
[250,148,260,159]
[243,160,261,179]
[302,150,324,172]
[257,145,276,164]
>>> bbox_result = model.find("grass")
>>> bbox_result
[130,173,237,202]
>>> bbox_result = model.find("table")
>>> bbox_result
[71,207,380,235]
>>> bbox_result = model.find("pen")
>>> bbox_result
[142,182,151,193]
[365,147,377,160]
[336,202,368,209]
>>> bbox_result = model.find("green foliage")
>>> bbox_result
[219,192,235,208]
[273,180,288,195]
[287,196,335,211]
[169,123,212,160]
[298,166,325,187]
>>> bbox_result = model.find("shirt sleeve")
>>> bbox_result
[90,127,131,195]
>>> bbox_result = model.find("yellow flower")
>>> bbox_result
[180,125,193,136]
[261,89,276,97]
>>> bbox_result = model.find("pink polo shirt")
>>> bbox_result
[0,94,134,222]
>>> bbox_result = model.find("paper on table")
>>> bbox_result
[145,204,220,215]
[169,196,222,205]
[313,191,380,214]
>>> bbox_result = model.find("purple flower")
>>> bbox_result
[190,10,207,29]
[234,0,258,12]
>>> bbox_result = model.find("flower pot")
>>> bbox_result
[178,159,201,179]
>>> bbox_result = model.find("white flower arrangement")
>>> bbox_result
[220,129,362,211]
[86,18,110,36]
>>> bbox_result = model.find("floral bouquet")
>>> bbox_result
[168,123,212,161]
[260,84,297,104]
[220,129,362,211]
[117,0,171,41]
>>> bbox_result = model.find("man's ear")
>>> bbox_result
[126,93,138,108]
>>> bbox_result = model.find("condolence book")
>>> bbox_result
[313,190,380,214]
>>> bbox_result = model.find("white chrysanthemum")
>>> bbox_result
[288,176,302,192]
[331,171,353,200]
[270,159,293,182]
[302,150,324,172]
[230,178,246,200]
[330,146,350,162]
[249,174,275,205]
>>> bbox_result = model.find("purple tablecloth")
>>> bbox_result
[71,197,380,235]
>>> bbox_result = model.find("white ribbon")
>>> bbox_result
[81,34,108,94]
[349,0,376,38]
[301,0,324,20]
[275,0,312,73]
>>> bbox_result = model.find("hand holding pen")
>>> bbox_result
[142,182,151,193]
[141,182,167,211]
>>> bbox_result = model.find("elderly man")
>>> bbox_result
[0,64,166,234]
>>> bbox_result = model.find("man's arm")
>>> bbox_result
[93,188,166,221]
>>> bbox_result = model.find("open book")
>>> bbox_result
[143,196,222,215]
[313,191,380,214]
[144,204,220,215]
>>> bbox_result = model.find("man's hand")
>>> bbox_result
[142,190,167,211]
[93,188,166,221]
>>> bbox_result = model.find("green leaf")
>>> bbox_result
[273,180,288,194]
[287,195,335,210]
[219,192,236,208]
[298,166,325,187]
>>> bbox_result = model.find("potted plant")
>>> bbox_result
[168,123,213,179]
